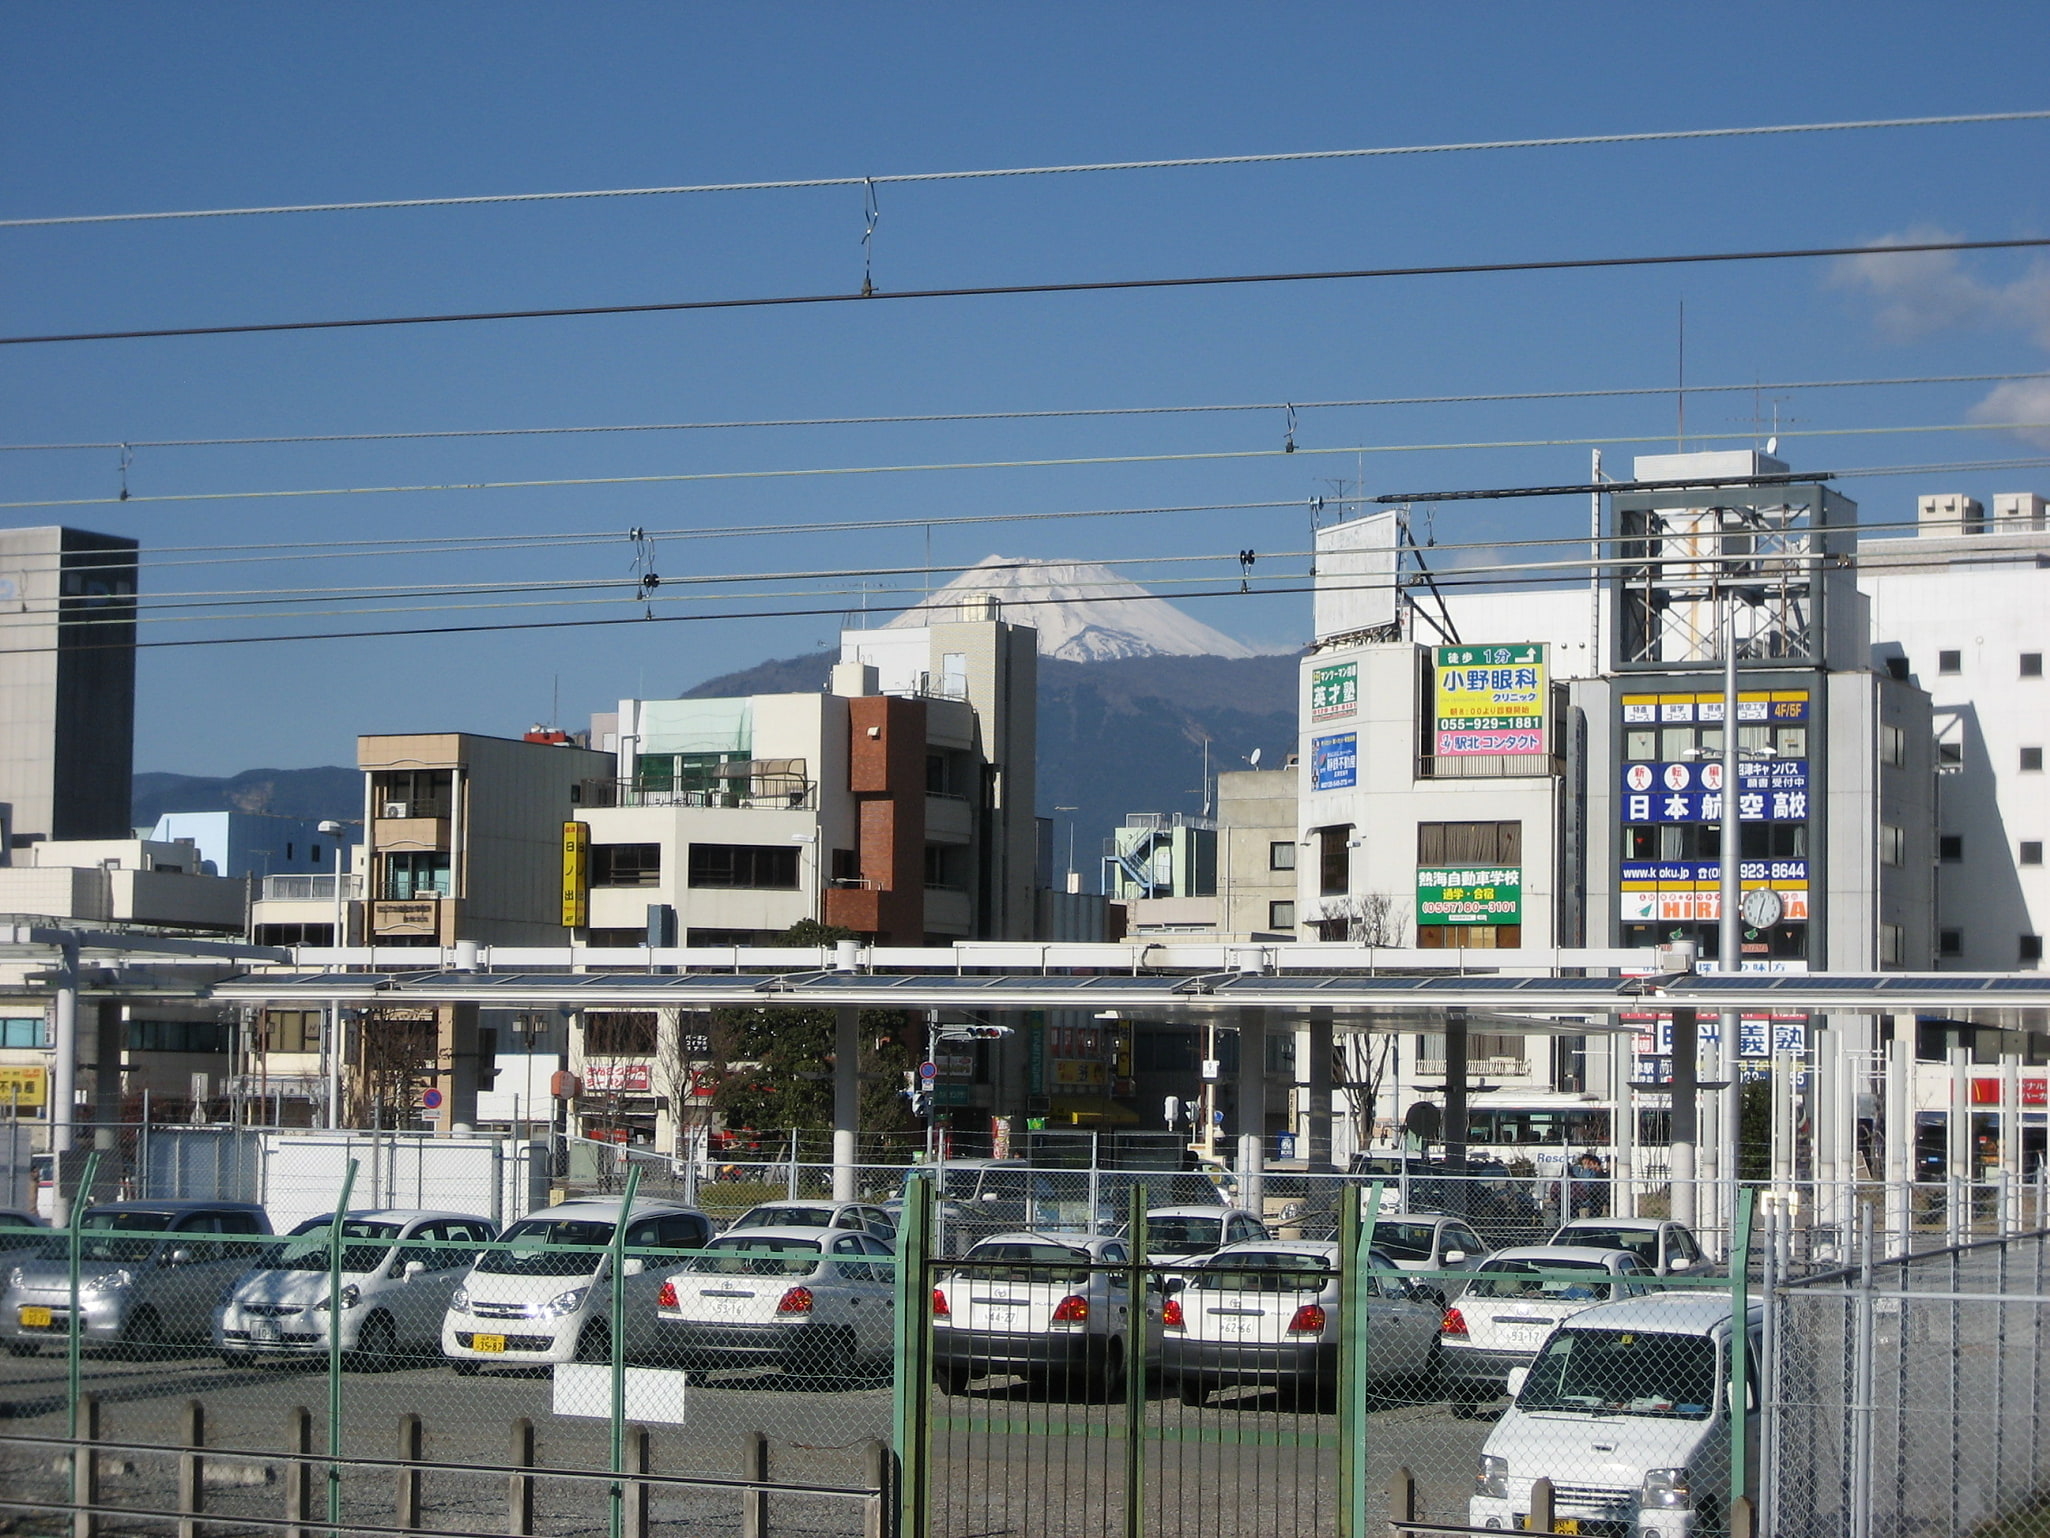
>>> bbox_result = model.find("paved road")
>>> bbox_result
[0,1345,1494,1538]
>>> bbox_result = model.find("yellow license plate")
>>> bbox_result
[18,1306,53,1329]
[1525,1520,1578,1535]
[472,1333,506,1353]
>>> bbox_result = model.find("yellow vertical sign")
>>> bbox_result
[561,821,590,928]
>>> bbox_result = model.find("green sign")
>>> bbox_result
[935,1085,972,1106]
[1416,865,1522,925]
[1310,661,1358,721]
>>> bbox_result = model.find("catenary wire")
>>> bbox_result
[7,236,2048,347]
[5,109,2045,227]
[5,371,2044,453]
[8,419,2049,511]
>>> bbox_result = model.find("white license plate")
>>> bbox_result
[248,1320,279,1342]
[1215,1316,1269,1341]
[702,1298,749,1321]
[1499,1324,1550,1350]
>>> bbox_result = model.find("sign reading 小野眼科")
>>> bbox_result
[1433,644,1547,757]
[1415,866,1522,925]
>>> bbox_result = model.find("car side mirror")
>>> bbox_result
[165,1247,193,1266]
[1443,1250,1465,1264]
[1162,1276,1185,1295]
[1505,1366,1529,1398]
[403,1259,426,1279]
[622,1257,645,1276]
[981,1192,1001,1203]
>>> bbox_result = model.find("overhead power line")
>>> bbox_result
[5,109,2044,228]
[6,236,2047,348]
[5,371,2043,454]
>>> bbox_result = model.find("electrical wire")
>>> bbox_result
[6,371,2044,454]
[8,236,2048,348]
[7,109,2045,228]
[8,418,2045,511]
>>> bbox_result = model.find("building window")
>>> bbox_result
[371,769,453,820]
[125,1019,232,1054]
[1316,826,1351,897]
[383,851,451,899]
[584,928,648,947]
[1880,824,1905,868]
[2023,935,2045,967]
[1938,741,1964,767]
[2024,842,2045,866]
[585,1012,658,1056]
[2024,653,2045,678]
[1939,834,1964,863]
[262,1010,323,1055]
[2024,747,2044,773]
[687,843,800,889]
[0,1017,47,1049]
[1417,821,1522,865]
[1938,650,1962,674]
[1269,841,1296,872]
[1939,929,1964,957]
[1880,924,1904,967]
[1268,900,1297,929]
[591,843,662,887]
[253,923,335,948]
[1884,656,1910,682]
[1880,725,1906,768]
[687,928,760,946]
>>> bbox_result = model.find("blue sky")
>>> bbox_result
[2,4,2047,778]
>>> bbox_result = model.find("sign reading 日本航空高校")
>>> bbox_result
[1415,866,1522,925]
[1433,644,1547,756]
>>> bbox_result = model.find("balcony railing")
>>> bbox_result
[580,777,816,812]
[259,874,363,902]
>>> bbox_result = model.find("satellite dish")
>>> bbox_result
[1248,748,1263,768]
[1403,1101,1443,1143]
[1765,436,1778,456]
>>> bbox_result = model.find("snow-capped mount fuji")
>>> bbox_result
[882,556,1261,661]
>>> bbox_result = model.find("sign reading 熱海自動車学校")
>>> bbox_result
[1433,644,1546,757]
[1415,866,1521,925]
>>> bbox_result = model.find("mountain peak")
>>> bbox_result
[882,556,1261,662]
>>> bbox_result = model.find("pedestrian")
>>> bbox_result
[1571,1150,1608,1218]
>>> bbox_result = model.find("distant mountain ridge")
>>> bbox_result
[132,766,363,828]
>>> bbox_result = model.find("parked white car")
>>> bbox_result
[1471,1291,1762,1537]
[216,1209,495,1368]
[653,1225,896,1379]
[1548,1218,1711,1276]
[725,1200,896,1245]
[1162,1240,1441,1409]
[1440,1245,1653,1416]
[441,1200,710,1373]
[1370,1213,1492,1283]
[1137,1206,1271,1270]
[932,1231,1161,1400]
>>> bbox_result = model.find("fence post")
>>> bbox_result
[71,1392,100,1538]
[506,1418,536,1537]
[1122,1185,1147,1538]
[889,1175,933,1538]
[1728,1185,1756,1519]
[394,1413,423,1531]
[1527,1475,1554,1533]
[624,1425,650,1538]
[177,1398,207,1538]
[283,1407,313,1538]
[607,1162,642,1538]
[1729,1494,1756,1538]
[1337,1182,1384,1538]
[739,1431,769,1538]
[65,1150,105,1447]
[325,1158,360,1536]
[864,1439,892,1538]
[1387,1466,1416,1534]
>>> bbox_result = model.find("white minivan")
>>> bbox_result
[441,1200,710,1373]
[1470,1291,1761,1538]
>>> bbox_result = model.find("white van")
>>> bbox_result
[1469,1291,1761,1538]
[441,1200,709,1373]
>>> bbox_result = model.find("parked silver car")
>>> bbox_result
[2,1201,273,1357]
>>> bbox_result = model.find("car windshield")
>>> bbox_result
[1372,1221,1444,1262]
[36,1210,177,1265]
[956,1241,1091,1286]
[474,1218,614,1277]
[1519,1328,1719,1419]
[1193,1251,1330,1293]
[1560,1227,1660,1263]
[1145,1217,1225,1253]
[268,1219,404,1273]
[1466,1259,1618,1302]
[731,1206,837,1230]
[687,1236,824,1276]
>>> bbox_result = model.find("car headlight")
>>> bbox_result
[449,1286,470,1315]
[1640,1468,1692,1510]
[80,1270,132,1295]
[7,1266,23,1289]
[539,1288,588,1318]
[1476,1455,1509,1499]
[314,1284,362,1312]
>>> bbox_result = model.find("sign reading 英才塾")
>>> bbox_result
[1311,732,1358,790]
[1415,866,1522,925]
[1433,644,1547,757]
[1310,661,1358,722]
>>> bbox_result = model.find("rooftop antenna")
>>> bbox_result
[1676,299,1686,450]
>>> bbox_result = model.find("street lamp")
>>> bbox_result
[317,820,347,1130]
[1054,807,1079,893]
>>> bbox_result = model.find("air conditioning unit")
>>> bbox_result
[381,801,409,818]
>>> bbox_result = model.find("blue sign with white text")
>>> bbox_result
[1311,732,1358,791]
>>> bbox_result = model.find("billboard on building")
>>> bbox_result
[1415,866,1522,925]
[1309,660,1358,722]
[0,1065,46,1108]
[1310,732,1358,790]
[1312,512,1399,641]
[1433,644,1547,756]
[561,821,590,928]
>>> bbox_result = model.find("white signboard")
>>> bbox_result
[552,1364,691,1425]
[1313,512,1399,640]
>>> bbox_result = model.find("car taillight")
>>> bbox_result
[931,1287,950,1318]
[656,1281,677,1308]
[1441,1306,1468,1339]
[1050,1294,1090,1323]
[1286,1303,1326,1335]
[1162,1297,1184,1330]
[776,1286,815,1315]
